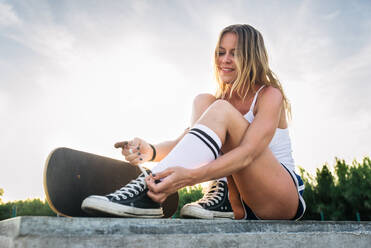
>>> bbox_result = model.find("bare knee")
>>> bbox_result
[191,94,217,125]
[205,99,248,148]
[196,99,234,124]
[195,99,240,126]
[193,94,216,111]
[207,99,236,115]
[210,99,231,108]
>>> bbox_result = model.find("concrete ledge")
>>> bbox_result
[1,216,370,248]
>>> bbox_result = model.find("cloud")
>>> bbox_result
[1,16,75,61]
[322,10,341,20]
[0,2,21,27]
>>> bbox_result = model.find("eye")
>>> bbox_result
[217,51,225,56]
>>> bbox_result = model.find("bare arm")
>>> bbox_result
[115,128,189,164]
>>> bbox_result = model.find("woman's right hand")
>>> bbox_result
[114,138,153,165]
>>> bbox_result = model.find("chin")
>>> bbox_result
[221,78,235,84]
[219,74,236,84]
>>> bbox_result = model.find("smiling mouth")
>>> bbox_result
[219,67,234,73]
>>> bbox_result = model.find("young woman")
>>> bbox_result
[81,24,306,220]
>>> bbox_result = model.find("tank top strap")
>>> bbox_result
[249,85,265,111]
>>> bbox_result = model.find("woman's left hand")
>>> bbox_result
[146,167,196,203]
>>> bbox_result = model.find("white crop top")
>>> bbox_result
[244,86,296,171]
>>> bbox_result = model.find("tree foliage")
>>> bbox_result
[300,156,371,220]
[0,188,3,203]
[0,198,56,221]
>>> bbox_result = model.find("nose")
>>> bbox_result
[221,53,232,64]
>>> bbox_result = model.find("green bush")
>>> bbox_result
[0,198,56,221]
[300,157,371,221]
[174,184,204,218]
[0,203,11,220]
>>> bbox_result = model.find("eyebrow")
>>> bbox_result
[218,46,235,51]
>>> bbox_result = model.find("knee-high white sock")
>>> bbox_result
[151,124,222,174]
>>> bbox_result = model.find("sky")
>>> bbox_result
[0,0,370,202]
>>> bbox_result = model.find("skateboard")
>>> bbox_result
[43,147,179,218]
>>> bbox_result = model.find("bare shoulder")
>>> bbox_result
[260,86,283,105]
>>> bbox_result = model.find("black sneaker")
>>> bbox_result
[81,172,163,218]
[180,179,234,219]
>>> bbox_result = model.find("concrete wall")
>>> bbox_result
[1,217,370,248]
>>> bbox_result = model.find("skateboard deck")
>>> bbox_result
[43,147,179,218]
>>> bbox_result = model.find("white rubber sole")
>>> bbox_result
[180,204,234,219]
[81,196,163,218]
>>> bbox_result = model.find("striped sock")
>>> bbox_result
[152,124,222,174]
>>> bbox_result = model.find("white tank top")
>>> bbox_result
[244,86,296,171]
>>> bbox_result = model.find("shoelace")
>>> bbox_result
[198,180,225,206]
[108,174,146,201]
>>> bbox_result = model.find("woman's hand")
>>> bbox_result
[114,138,153,165]
[145,167,196,203]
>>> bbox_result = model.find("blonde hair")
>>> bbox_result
[214,24,291,119]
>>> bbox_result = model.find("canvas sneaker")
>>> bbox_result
[180,179,234,219]
[81,171,163,218]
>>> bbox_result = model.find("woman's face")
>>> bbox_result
[217,32,238,84]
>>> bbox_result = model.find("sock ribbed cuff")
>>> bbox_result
[188,124,222,159]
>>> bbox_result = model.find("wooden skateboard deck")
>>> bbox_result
[43,147,179,218]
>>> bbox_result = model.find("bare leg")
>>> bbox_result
[190,94,217,126]
[196,99,299,219]
[188,94,245,218]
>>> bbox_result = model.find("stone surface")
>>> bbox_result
[0,216,370,248]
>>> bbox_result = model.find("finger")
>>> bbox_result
[146,190,160,203]
[130,156,144,165]
[123,147,141,157]
[124,149,145,164]
[146,176,156,191]
[148,177,172,193]
[159,195,167,203]
[115,141,133,157]
[127,145,136,153]
[121,143,138,156]
[129,138,141,151]
[121,147,133,157]
[146,176,164,193]
[146,190,167,203]
[114,141,128,149]
[153,169,173,180]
